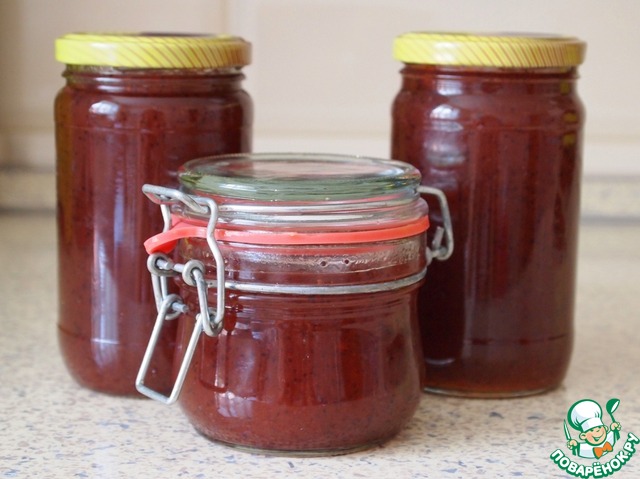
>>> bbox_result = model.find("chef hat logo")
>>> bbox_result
[567,399,604,433]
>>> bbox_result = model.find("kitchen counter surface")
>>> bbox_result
[1,213,639,479]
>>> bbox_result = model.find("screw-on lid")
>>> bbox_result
[394,32,585,68]
[55,32,251,69]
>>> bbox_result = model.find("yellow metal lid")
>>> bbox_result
[55,33,251,69]
[394,32,585,68]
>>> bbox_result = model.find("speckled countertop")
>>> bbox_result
[2,214,639,479]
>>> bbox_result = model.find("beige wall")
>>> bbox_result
[0,0,226,170]
[1,0,638,210]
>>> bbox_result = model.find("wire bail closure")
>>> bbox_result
[135,184,225,404]
[135,183,454,404]
[418,186,454,264]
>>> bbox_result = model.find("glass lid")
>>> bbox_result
[178,153,421,202]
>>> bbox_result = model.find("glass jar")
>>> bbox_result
[391,32,586,397]
[136,153,452,455]
[54,33,253,395]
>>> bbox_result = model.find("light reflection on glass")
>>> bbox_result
[89,100,119,119]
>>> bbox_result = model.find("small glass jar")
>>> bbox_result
[391,32,586,397]
[54,33,253,395]
[136,153,452,455]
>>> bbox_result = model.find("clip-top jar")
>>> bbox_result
[391,32,586,397]
[136,153,452,455]
[54,33,253,395]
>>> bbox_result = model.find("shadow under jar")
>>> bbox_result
[136,153,452,455]
[54,33,253,396]
[391,32,586,397]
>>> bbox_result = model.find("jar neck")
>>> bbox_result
[63,65,245,94]
[399,64,579,94]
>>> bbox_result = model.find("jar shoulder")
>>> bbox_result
[392,88,584,127]
[54,85,252,128]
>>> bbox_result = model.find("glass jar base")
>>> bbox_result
[420,335,571,399]
[193,428,383,457]
[57,324,174,397]
[422,385,557,399]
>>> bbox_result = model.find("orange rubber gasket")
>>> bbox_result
[144,215,430,254]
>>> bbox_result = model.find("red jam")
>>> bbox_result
[391,33,586,397]
[137,154,434,454]
[54,34,252,395]
[177,275,423,453]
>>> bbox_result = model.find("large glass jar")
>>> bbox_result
[136,153,452,455]
[54,33,253,395]
[391,33,586,397]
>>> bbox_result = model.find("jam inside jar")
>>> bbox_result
[54,33,253,396]
[391,32,586,397]
[136,153,452,455]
